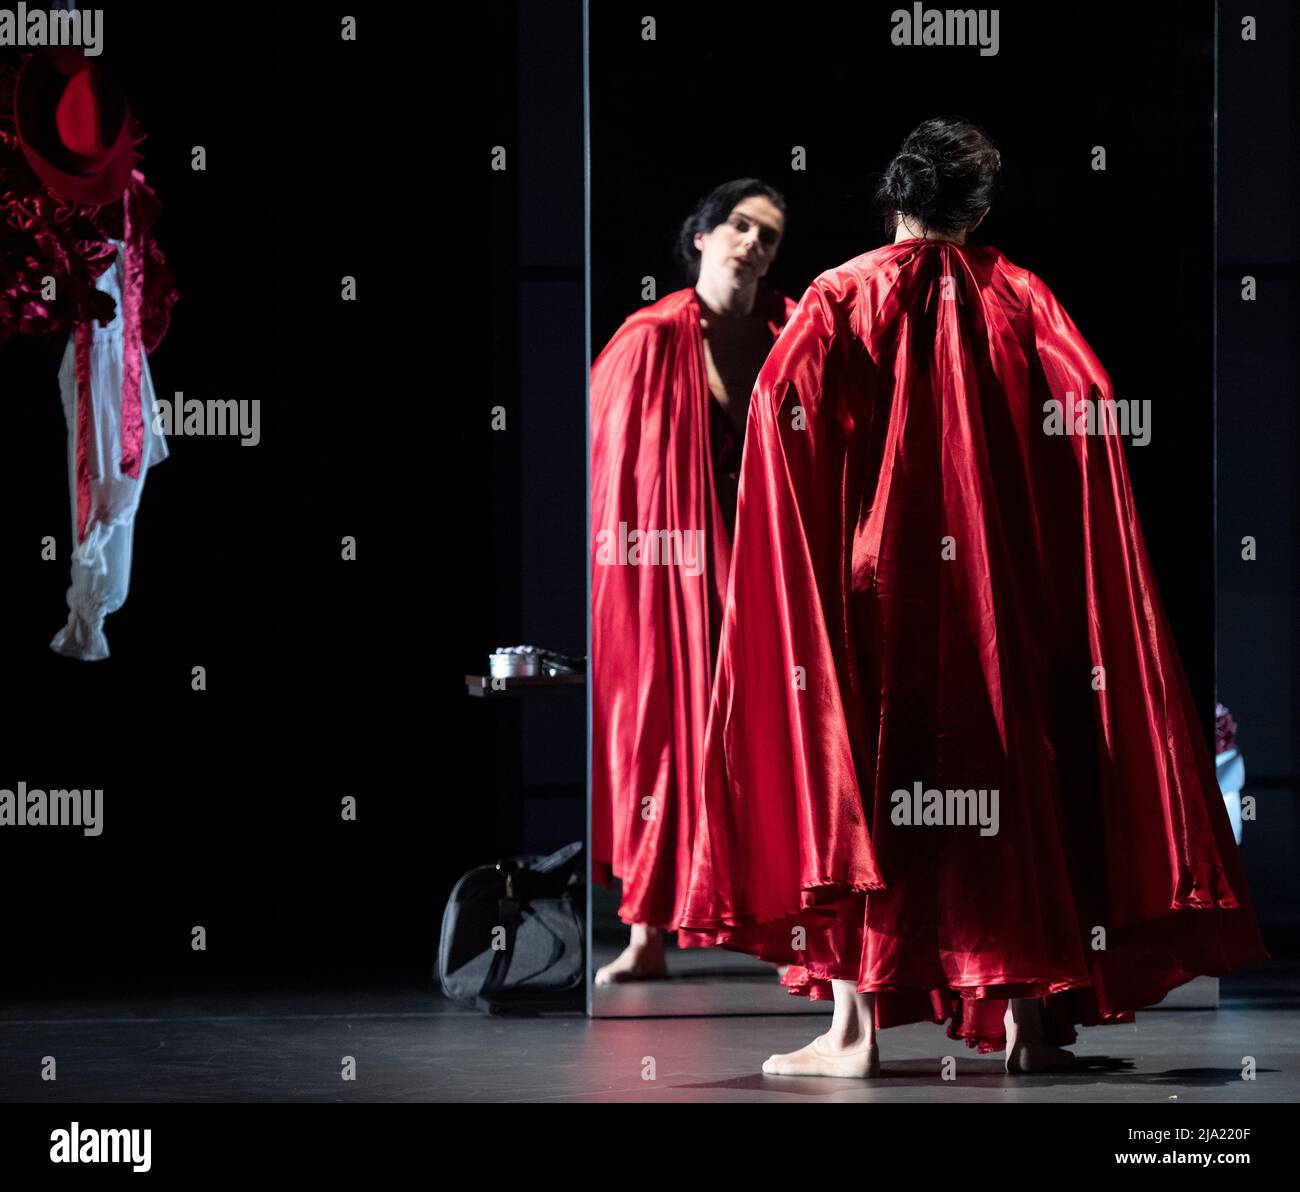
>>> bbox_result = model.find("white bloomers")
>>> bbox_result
[50,239,168,662]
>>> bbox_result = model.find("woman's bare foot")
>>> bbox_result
[1004,999,1076,1073]
[594,923,668,985]
[762,1033,880,1077]
[761,979,879,1077]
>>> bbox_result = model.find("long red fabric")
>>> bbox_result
[591,284,795,928]
[73,170,153,544]
[678,239,1270,1051]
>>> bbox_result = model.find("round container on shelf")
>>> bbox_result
[490,650,539,678]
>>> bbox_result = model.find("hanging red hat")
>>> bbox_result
[14,46,138,207]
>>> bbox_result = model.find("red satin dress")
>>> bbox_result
[678,240,1270,1050]
[591,283,796,928]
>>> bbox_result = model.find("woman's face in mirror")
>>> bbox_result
[693,195,785,291]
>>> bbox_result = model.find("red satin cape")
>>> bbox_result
[590,284,795,928]
[678,240,1269,1051]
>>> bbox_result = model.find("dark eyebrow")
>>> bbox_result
[727,209,782,237]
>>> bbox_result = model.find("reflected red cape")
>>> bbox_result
[591,284,795,927]
[678,240,1269,1051]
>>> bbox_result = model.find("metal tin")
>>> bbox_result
[490,650,539,678]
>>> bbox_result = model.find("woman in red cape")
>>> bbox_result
[677,118,1270,1075]
[591,179,796,982]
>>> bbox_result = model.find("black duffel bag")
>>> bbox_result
[436,840,585,1013]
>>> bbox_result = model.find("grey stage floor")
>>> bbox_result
[0,961,1296,1102]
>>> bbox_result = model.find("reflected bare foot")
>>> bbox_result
[594,927,667,985]
[1004,1002,1076,1073]
[1005,1042,1076,1073]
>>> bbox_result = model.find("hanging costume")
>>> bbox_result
[678,239,1269,1051]
[0,49,178,660]
[590,283,795,928]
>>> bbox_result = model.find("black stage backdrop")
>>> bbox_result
[0,3,506,995]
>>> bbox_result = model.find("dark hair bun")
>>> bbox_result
[881,151,940,218]
[876,116,1001,235]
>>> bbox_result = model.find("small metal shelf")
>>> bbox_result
[465,673,586,698]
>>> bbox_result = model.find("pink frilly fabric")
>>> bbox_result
[0,59,178,353]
